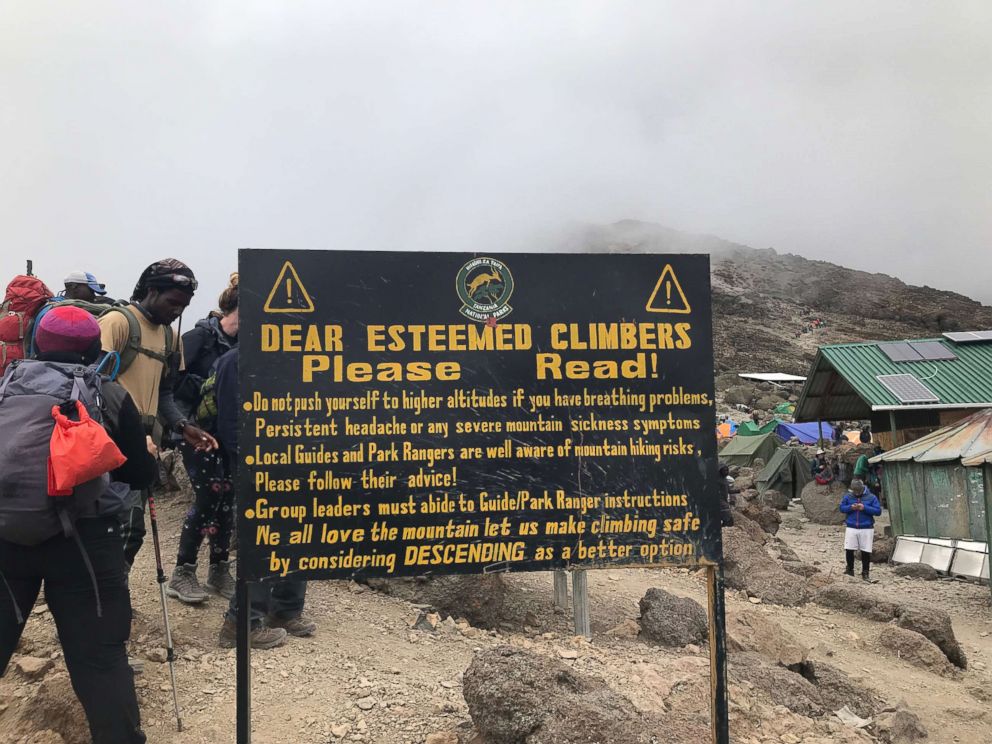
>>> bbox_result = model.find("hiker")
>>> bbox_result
[717,462,735,527]
[831,422,845,445]
[750,410,761,426]
[853,451,871,482]
[213,348,317,649]
[62,270,112,304]
[859,425,872,444]
[167,273,239,604]
[810,448,829,478]
[835,455,852,486]
[840,478,882,581]
[0,306,156,743]
[98,259,217,570]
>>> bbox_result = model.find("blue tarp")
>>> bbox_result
[776,421,827,444]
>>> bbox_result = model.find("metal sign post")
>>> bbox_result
[236,249,728,743]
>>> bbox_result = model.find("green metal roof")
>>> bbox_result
[795,337,992,422]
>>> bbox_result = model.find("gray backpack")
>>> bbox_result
[0,360,128,546]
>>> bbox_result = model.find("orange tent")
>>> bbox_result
[717,422,734,438]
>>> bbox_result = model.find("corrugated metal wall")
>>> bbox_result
[883,462,987,540]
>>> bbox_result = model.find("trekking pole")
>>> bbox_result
[146,488,184,732]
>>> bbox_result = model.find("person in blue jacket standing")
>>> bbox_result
[840,478,882,581]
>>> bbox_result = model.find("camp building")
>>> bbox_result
[794,332,992,450]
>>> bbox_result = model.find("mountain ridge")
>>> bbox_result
[567,220,992,376]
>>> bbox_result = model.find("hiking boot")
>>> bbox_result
[166,564,209,604]
[267,614,317,638]
[206,560,236,599]
[217,619,287,650]
[861,571,871,582]
[843,567,855,577]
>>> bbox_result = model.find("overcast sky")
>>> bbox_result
[2,1,990,320]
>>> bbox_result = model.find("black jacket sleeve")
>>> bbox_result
[104,382,157,489]
[215,348,240,459]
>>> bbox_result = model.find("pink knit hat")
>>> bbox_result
[34,305,101,354]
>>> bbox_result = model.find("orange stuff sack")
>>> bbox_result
[49,400,126,492]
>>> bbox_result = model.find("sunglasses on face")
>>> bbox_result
[151,274,199,291]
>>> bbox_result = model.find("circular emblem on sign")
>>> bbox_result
[456,257,514,323]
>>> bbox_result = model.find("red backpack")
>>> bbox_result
[0,275,53,377]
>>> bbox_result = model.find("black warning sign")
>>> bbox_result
[263,261,315,313]
[238,250,720,582]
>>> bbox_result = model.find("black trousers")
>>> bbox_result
[0,518,145,744]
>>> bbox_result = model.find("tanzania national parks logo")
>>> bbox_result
[456,257,514,323]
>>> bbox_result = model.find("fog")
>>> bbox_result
[2,1,990,321]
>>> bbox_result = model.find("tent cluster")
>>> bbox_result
[718,431,812,501]
[718,419,835,446]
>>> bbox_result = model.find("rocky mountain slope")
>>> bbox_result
[566,220,992,377]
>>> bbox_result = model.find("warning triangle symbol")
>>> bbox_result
[645,264,691,314]
[263,261,315,313]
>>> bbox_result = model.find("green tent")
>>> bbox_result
[737,419,781,436]
[719,431,782,467]
[774,402,796,416]
[757,447,812,500]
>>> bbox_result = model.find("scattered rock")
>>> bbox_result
[22,732,66,744]
[782,561,820,578]
[13,655,54,680]
[605,619,640,638]
[878,626,958,677]
[730,652,824,717]
[425,733,459,744]
[730,511,769,544]
[411,610,441,632]
[463,646,710,743]
[795,659,882,720]
[892,563,938,581]
[726,608,807,667]
[367,575,507,629]
[556,649,578,660]
[814,583,901,622]
[871,536,895,563]
[13,673,88,744]
[761,489,791,510]
[144,648,168,664]
[638,589,707,647]
[331,723,351,738]
[896,606,967,669]
[874,702,928,743]
[723,527,810,606]
[800,480,848,525]
[738,501,782,534]
[355,696,376,711]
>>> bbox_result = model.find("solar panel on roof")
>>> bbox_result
[876,374,939,404]
[908,341,957,361]
[879,342,922,362]
[943,331,992,344]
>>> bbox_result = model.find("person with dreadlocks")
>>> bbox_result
[98,259,218,570]
[166,273,239,604]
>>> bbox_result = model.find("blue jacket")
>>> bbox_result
[839,490,882,530]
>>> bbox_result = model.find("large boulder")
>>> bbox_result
[738,501,781,534]
[731,511,769,544]
[896,606,967,669]
[729,653,824,717]
[795,659,883,720]
[366,574,507,628]
[874,703,928,743]
[462,646,710,744]
[638,589,707,647]
[760,489,791,510]
[871,535,895,563]
[726,608,807,667]
[800,480,847,524]
[814,583,901,622]
[878,626,958,677]
[893,563,938,580]
[723,527,810,606]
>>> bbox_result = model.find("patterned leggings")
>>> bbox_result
[175,445,235,566]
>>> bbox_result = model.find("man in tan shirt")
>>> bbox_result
[99,258,217,569]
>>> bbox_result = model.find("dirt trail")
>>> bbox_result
[2,491,990,743]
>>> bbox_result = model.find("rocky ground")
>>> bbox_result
[2,481,990,744]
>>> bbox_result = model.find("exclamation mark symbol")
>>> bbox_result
[286,278,292,305]
[665,280,672,305]
[650,352,658,378]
